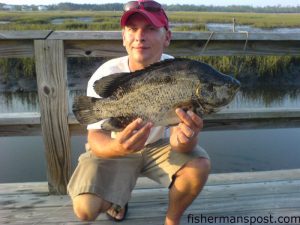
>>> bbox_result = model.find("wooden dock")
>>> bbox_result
[1,169,300,225]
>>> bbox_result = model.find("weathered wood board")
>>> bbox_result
[1,169,300,225]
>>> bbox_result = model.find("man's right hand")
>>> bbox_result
[88,118,152,158]
[112,118,153,156]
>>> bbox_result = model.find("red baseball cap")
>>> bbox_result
[121,0,169,30]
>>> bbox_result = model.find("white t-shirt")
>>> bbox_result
[87,54,174,145]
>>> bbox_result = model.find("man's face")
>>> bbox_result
[122,13,171,68]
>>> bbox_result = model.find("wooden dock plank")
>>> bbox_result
[0,31,52,40]
[1,168,300,194]
[57,32,300,57]
[0,40,34,58]
[1,169,300,224]
[1,179,300,210]
[1,191,299,224]
[48,31,300,41]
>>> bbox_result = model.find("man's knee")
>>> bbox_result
[179,157,211,184]
[191,157,211,175]
[72,193,106,221]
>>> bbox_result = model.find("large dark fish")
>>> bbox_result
[73,58,240,131]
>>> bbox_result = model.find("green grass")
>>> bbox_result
[187,55,299,78]
[0,11,300,31]
[0,11,122,30]
[0,58,35,81]
[1,55,299,83]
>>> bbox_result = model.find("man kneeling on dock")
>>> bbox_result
[67,1,210,224]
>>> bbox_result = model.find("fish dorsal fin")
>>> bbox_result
[93,71,141,97]
[93,58,185,97]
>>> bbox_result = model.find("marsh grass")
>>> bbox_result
[1,11,300,30]
[188,55,300,82]
[1,55,298,85]
[0,58,35,81]
[0,11,299,82]
[0,11,122,30]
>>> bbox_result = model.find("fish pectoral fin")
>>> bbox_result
[155,109,180,127]
[101,116,136,131]
[101,119,122,131]
[72,96,102,124]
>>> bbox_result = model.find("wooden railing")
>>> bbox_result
[1,30,300,194]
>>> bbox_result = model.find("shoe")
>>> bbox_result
[106,203,128,222]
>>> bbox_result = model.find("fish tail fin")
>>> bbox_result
[72,96,103,124]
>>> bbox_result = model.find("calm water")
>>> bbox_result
[206,23,300,33]
[0,84,300,182]
[1,128,299,183]
[51,17,93,24]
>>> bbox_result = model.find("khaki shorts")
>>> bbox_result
[67,138,209,207]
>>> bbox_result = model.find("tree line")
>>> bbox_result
[1,3,300,13]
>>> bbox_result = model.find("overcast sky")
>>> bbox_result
[1,0,299,7]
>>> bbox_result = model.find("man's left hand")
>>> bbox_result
[170,108,203,150]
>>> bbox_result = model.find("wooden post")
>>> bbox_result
[232,18,236,32]
[34,40,71,194]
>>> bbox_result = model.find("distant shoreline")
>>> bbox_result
[1,11,300,31]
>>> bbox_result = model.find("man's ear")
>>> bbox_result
[122,29,126,47]
[164,29,172,48]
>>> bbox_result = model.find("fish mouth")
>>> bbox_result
[194,99,219,116]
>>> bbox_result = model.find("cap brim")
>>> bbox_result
[121,9,165,28]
